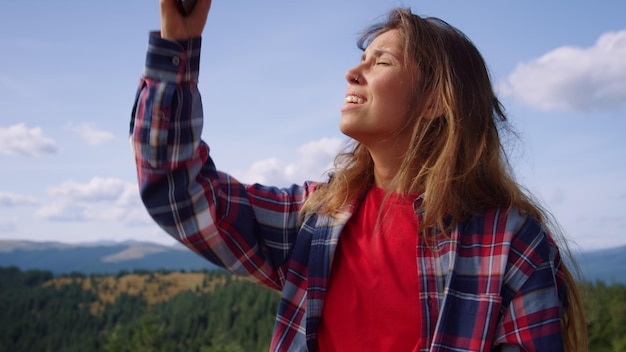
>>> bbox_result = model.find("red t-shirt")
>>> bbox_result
[317,186,422,351]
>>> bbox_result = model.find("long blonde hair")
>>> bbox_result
[302,8,587,351]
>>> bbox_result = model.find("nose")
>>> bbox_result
[345,66,361,84]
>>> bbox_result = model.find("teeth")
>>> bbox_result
[345,96,364,104]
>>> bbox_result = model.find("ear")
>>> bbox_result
[422,94,446,119]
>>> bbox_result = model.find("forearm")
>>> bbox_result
[131,32,202,172]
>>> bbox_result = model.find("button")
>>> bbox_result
[172,56,180,66]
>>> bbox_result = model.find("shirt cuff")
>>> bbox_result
[144,31,202,83]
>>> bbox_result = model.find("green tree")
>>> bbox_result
[105,313,165,352]
[200,333,245,352]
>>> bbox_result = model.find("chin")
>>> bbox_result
[338,122,357,139]
[339,115,359,134]
[339,128,366,145]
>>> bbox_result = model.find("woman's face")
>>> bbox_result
[339,29,418,151]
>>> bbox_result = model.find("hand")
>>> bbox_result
[160,0,212,40]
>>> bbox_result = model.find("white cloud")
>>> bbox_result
[39,177,152,226]
[233,137,344,185]
[102,184,154,227]
[36,202,89,222]
[48,177,129,202]
[0,123,58,156]
[66,122,114,146]
[500,29,626,112]
[0,192,40,207]
[236,158,287,185]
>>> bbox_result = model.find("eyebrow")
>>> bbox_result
[361,49,399,62]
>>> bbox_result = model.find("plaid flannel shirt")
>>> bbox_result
[130,33,568,352]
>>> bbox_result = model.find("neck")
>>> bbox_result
[353,129,412,192]
[369,145,406,192]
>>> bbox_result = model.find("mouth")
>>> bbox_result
[345,96,365,104]
[344,94,366,105]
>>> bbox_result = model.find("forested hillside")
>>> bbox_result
[1,267,625,351]
[0,268,277,352]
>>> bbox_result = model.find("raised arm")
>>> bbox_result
[129,0,311,291]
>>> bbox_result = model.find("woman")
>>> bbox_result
[131,0,587,350]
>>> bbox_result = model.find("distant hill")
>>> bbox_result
[1,240,624,283]
[573,245,626,284]
[0,240,219,275]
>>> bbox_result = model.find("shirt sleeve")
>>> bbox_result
[129,32,313,291]
[494,219,567,351]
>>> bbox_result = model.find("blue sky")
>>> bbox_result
[1,1,625,251]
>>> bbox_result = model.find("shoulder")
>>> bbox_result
[460,207,537,235]
[458,207,557,275]
[453,207,562,296]
[468,207,562,288]
[458,207,546,249]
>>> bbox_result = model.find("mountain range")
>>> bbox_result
[1,240,624,284]
[0,240,219,275]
